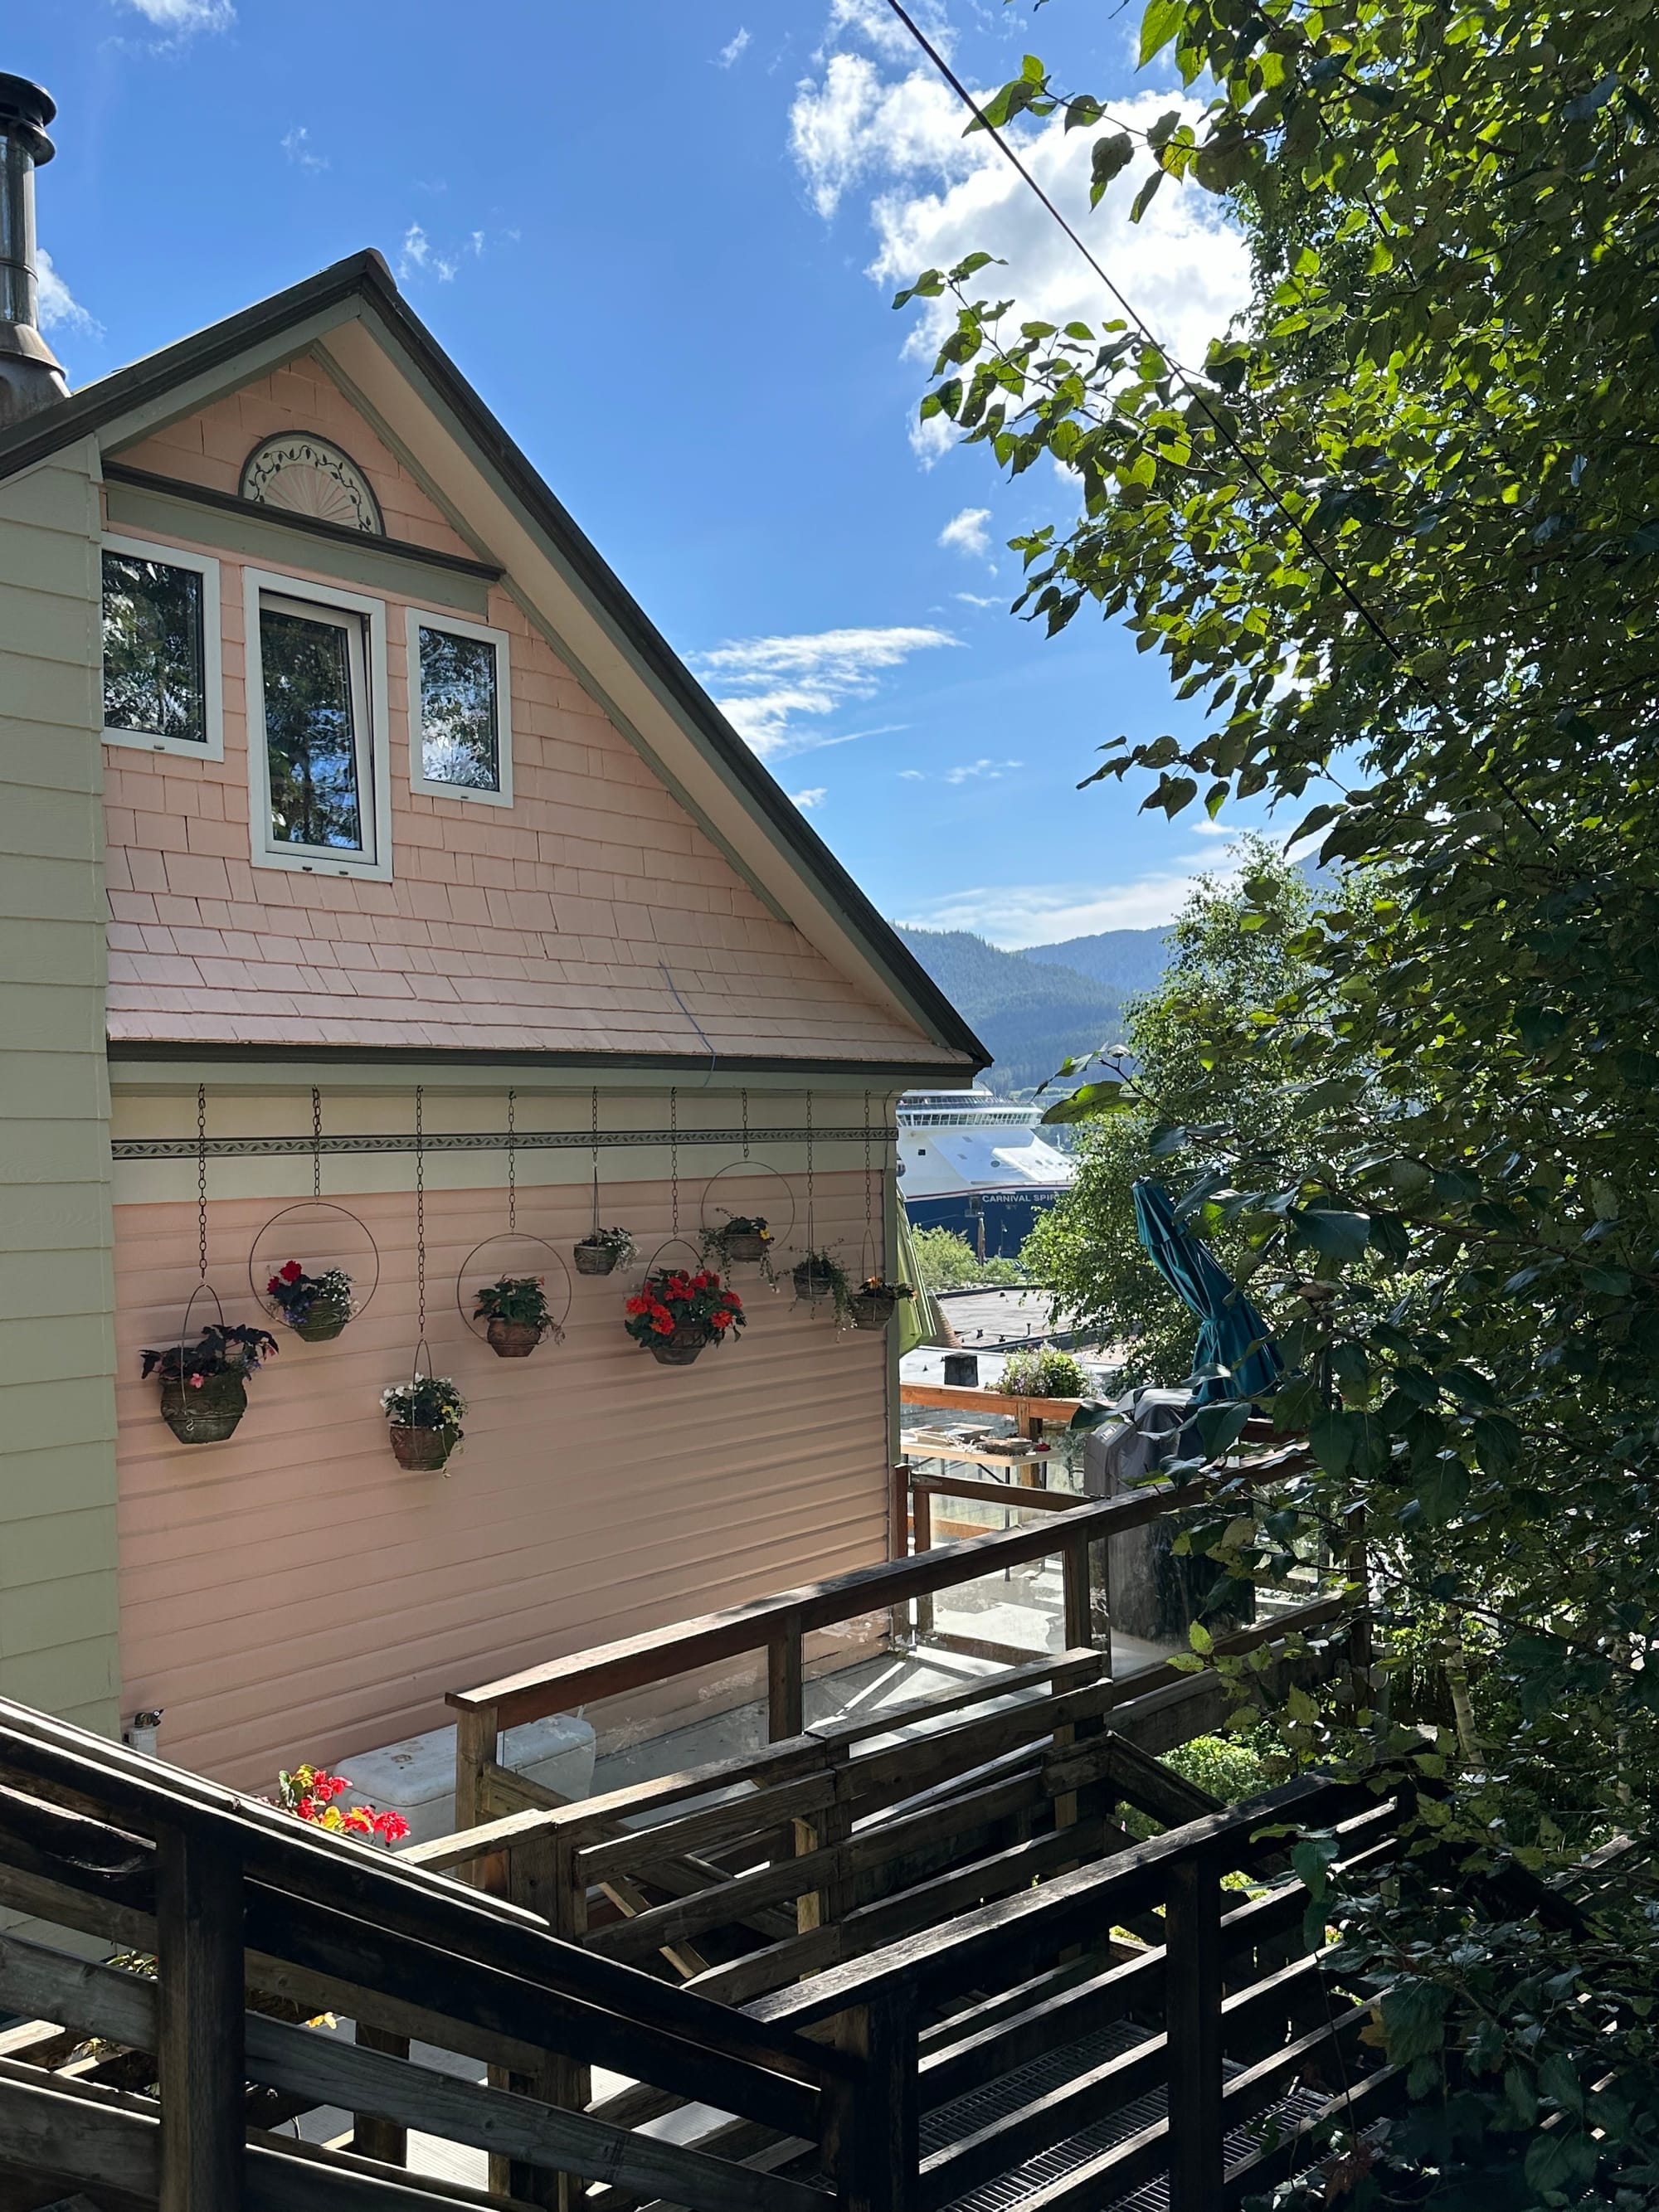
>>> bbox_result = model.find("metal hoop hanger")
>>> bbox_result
[698,1089,798,1255]
[455,1090,572,1343]
[643,1082,704,1277]
[248,1087,381,1320]
[860,1088,878,1281]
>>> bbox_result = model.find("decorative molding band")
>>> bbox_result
[111,1124,897,1162]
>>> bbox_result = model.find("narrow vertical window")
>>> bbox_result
[407,610,513,805]
[259,597,367,852]
[100,538,222,759]
[246,572,388,878]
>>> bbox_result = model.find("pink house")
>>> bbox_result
[0,76,983,1794]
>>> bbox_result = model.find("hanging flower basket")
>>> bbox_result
[626,1267,745,1368]
[381,1376,465,1472]
[142,1324,279,1446]
[471,1276,557,1359]
[574,1228,635,1276]
[793,1252,855,1325]
[265,1260,354,1342]
[849,1278,912,1332]
[701,1214,779,1283]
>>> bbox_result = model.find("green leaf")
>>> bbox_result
[1137,0,1186,67]
[1129,168,1165,226]
[1040,1078,1129,1125]
[1089,132,1136,207]
[1291,1208,1370,1264]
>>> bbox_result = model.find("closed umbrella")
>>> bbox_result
[1132,1179,1282,1403]
[895,1203,944,1355]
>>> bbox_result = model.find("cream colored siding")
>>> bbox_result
[0,443,121,1736]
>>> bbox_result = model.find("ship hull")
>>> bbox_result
[902,1187,1064,1257]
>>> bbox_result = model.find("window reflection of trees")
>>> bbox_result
[260,608,364,850]
[102,554,206,742]
[418,625,499,789]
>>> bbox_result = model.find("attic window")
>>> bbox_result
[245,568,392,882]
[100,536,223,761]
[407,610,513,805]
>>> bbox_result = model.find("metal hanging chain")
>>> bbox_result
[670,1085,679,1240]
[415,1086,426,1347]
[196,1083,208,1283]
[742,1087,750,1163]
[591,1084,601,1235]
[805,1091,815,1251]
[311,1087,323,1203]
[863,1089,874,1276]
[507,1088,517,1237]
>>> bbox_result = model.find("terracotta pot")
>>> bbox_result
[289,1299,350,1343]
[793,1262,838,1300]
[159,1371,247,1445]
[647,1321,713,1367]
[574,1242,622,1276]
[486,1316,542,1359]
[722,1230,769,1264]
[389,1423,452,1471]
[849,1290,898,1331]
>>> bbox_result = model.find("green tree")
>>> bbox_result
[1026,841,1328,1383]
[892,0,1659,2189]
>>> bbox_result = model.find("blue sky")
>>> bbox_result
[21,0,1272,947]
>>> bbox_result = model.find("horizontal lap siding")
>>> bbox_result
[114,1172,888,1787]
[0,446,122,1737]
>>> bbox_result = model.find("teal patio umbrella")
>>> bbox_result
[1132,1179,1282,1403]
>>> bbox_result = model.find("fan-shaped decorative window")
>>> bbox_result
[240,435,383,535]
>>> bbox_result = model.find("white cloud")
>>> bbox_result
[790,26,1251,461]
[899,863,1246,946]
[938,505,991,557]
[281,126,328,172]
[397,221,489,284]
[791,785,828,809]
[943,757,1021,785]
[898,768,926,780]
[115,0,233,27]
[953,590,998,608]
[36,249,100,338]
[718,27,752,66]
[693,624,956,758]
[820,0,951,66]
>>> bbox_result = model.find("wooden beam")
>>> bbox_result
[155,1821,245,2212]
[899,1384,1086,1419]
[1165,1856,1223,2212]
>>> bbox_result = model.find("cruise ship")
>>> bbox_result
[897,1087,1077,1257]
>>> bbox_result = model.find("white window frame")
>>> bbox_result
[405,606,513,808]
[244,567,392,882]
[100,533,224,762]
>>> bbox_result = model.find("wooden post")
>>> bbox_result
[912,1489,934,1642]
[499,1826,573,2209]
[1015,1402,1041,1489]
[1062,1530,1092,1653]
[768,1611,805,1741]
[830,1985,919,2212]
[454,1704,498,1835]
[352,2023,411,2164]
[888,1462,910,1563]
[155,1820,245,2212]
[1165,1855,1224,2212]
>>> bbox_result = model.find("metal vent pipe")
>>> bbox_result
[0,71,67,428]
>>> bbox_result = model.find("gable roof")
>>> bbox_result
[0,248,986,1077]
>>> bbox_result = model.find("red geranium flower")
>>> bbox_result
[279,1260,303,1284]
[654,1316,675,1335]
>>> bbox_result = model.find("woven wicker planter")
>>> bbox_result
[793,1262,839,1301]
[722,1230,769,1264]
[486,1317,542,1359]
[289,1299,351,1343]
[388,1423,453,1471]
[573,1242,623,1276]
[159,1371,247,1446]
[849,1290,898,1331]
[647,1322,713,1368]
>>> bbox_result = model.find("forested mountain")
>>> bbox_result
[894,926,1133,1092]
[1019,927,1170,994]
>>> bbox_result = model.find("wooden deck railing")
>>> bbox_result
[448,1444,1336,1831]
[0,1696,859,2212]
[748,1766,1408,2212]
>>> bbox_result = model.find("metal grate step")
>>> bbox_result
[924,2019,1330,2212]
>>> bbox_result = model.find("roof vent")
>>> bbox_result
[0,71,68,428]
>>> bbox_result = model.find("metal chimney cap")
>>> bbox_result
[0,72,56,164]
